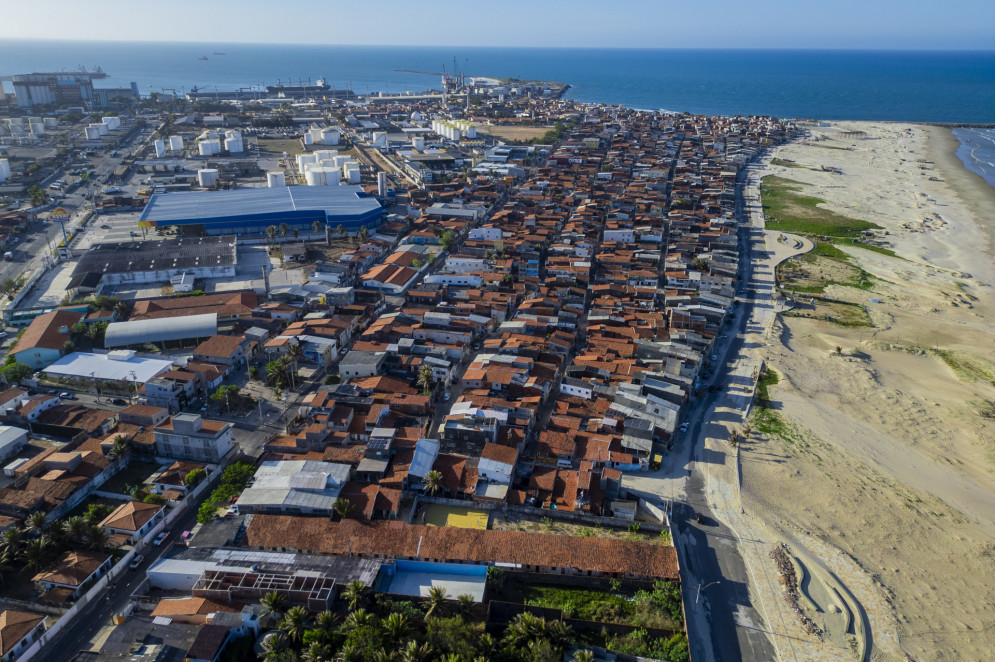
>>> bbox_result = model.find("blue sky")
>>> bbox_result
[2,0,993,49]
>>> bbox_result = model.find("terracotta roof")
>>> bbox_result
[245,516,679,579]
[481,442,518,466]
[193,335,245,359]
[12,310,81,354]
[99,501,162,532]
[32,550,110,587]
[152,597,236,617]
[130,291,257,321]
[0,609,44,656]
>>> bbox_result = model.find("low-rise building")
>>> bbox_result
[32,550,112,598]
[0,609,46,662]
[99,500,165,544]
[154,414,233,463]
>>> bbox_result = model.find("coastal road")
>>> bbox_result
[40,502,202,662]
[623,151,789,662]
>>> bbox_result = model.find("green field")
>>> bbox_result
[761,176,881,238]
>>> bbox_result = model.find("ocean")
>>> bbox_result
[953,128,995,191]
[2,41,994,124]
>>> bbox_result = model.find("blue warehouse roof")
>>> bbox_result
[138,185,382,228]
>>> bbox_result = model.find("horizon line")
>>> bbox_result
[3,37,994,52]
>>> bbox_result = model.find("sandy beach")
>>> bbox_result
[742,122,995,661]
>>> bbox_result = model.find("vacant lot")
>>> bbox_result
[491,512,671,546]
[476,124,552,142]
[762,176,881,238]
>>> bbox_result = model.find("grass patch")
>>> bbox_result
[761,176,881,238]
[99,460,161,495]
[784,296,873,327]
[509,581,684,631]
[873,343,995,385]
[833,238,903,259]
[756,368,779,402]
[806,143,850,151]
[771,158,808,169]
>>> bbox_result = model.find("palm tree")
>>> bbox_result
[383,612,409,646]
[266,225,278,243]
[341,608,373,632]
[65,517,89,548]
[424,585,448,618]
[260,631,288,658]
[335,645,363,662]
[280,605,310,645]
[25,512,47,538]
[287,342,304,390]
[416,364,433,395]
[357,226,369,244]
[21,538,49,571]
[571,649,596,662]
[279,223,289,238]
[423,470,442,497]
[545,619,573,651]
[86,525,108,551]
[371,650,397,662]
[332,497,352,522]
[0,546,19,583]
[302,642,332,662]
[502,612,548,652]
[260,591,289,622]
[456,594,474,618]
[314,609,337,634]
[110,436,130,459]
[312,220,322,236]
[1,527,23,559]
[335,224,345,237]
[341,579,367,611]
[400,641,433,662]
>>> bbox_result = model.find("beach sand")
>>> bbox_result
[742,122,995,661]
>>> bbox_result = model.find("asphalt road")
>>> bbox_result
[40,501,201,662]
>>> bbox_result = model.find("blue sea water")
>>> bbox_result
[2,41,994,124]
[953,128,995,190]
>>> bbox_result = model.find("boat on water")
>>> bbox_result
[266,77,331,97]
[198,56,208,61]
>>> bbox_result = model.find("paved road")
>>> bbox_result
[41,500,201,662]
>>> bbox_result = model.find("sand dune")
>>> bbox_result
[743,122,995,661]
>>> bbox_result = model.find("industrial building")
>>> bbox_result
[104,314,218,349]
[136,186,383,236]
[39,350,174,386]
[69,236,237,297]
[5,69,137,108]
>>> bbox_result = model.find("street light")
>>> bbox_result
[696,581,719,605]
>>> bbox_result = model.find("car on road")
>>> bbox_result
[711,354,718,362]
[443,392,451,401]
[0,332,6,339]
[59,392,76,400]
[153,531,168,546]
[100,224,111,229]
[129,553,144,570]
[679,422,689,433]
[111,398,127,406]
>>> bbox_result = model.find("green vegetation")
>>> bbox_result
[1,356,32,383]
[783,296,873,328]
[874,343,995,385]
[761,176,881,238]
[770,158,807,169]
[184,468,206,488]
[197,462,255,524]
[0,275,27,298]
[605,629,690,661]
[756,368,780,403]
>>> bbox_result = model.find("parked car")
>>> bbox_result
[443,392,451,402]
[129,553,144,570]
[711,354,718,362]
[153,531,167,546]
[100,224,111,229]
[59,392,76,400]
[112,398,127,406]
[679,422,689,433]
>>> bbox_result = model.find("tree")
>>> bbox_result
[312,220,322,235]
[248,365,259,380]
[143,493,166,505]
[109,435,130,459]
[63,340,76,354]
[314,609,337,634]
[342,580,368,612]
[0,361,32,384]
[335,224,345,237]
[400,641,433,662]
[261,591,289,622]
[21,538,49,571]
[25,512,47,538]
[260,631,289,658]
[266,225,278,243]
[357,226,369,244]
[417,364,433,396]
[424,586,448,619]
[27,185,48,207]
[302,642,332,662]
[456,594,474,619]
[423,470,442,497]
[280,605,310,645]
[332,497,352,521]
[571,650,596,662]
[279,223,289,238]
[439,230,455,251]
[184,468,206,488]
[86,523,109,551]
[383,612,409,646]
[341,608,373,632]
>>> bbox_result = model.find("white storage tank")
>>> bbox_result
[102,116,121,130]
[0,159,9,183]
[305,168,326,186]
[267,171,286,188]
[168,135,184,151]
[225,135,243,153]
[296,153,318,171]
[29,122,45,135]
[412,136,425,151]
[43,117,59,129]
[325,168,341,186]
[344,164,360,184]
[197,168,219,187]
[314,150,337,162]
[371,132,387,148]
[90,123,109,136]
[85,126,102,140]
[333,155,351,168]
[377,172,388,197]
[198,139,221,156]
[154,140,165,157]
[303,132,314,145]
[309,128,324,143]
[320,128,340,145]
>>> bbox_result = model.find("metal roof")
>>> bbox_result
[138,185,381,224]
[43,351,174,383]
[72,236,236,279]
[105,313,218,348]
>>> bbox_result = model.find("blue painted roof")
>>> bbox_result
[138,185,381,224]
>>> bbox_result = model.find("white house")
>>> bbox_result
[99,501,165,544]
[0,609,46,662]
[477,443,518,485]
